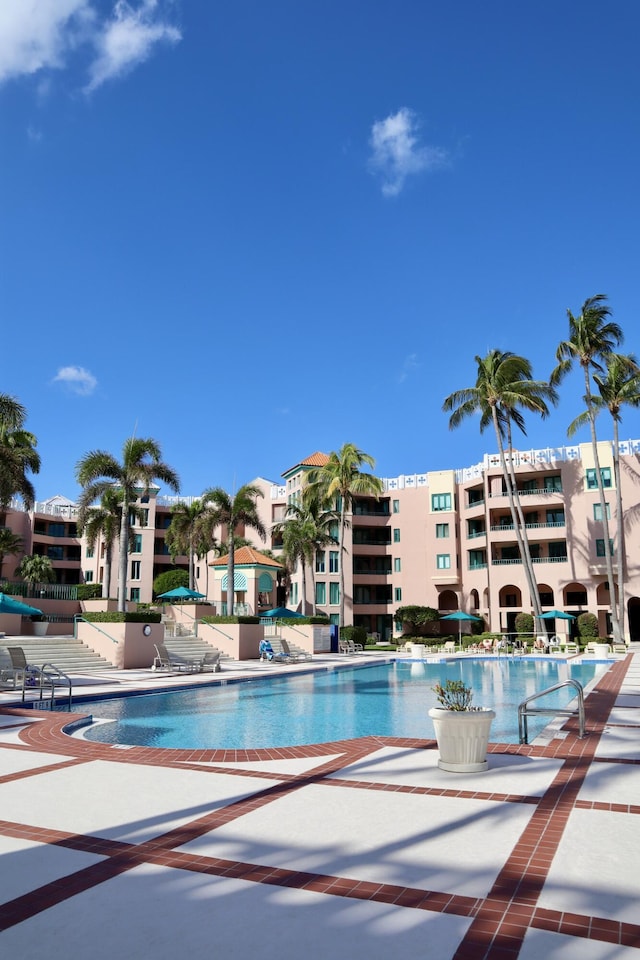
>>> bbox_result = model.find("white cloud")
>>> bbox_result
[86,0,181,93]
[398,353,420,384]
[0,0,180,93]
[53,365,98,396]
[0,1,93,85]
[369,108,447,197]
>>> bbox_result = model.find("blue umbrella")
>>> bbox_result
[260,607,305,619]
[158,586,205,601]
[539,610,575,620]
[0,593,43,617]
[440,610,481,644]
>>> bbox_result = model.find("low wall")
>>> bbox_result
[76,620,162,669]
[198,622,263,660]
[279,623,331,654]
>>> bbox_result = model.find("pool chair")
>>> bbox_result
[339,639,363,655]
[152,642,201,673]
[280,638,312,662]
[2,646,41,688]
[259,639,292,663]
[200,651,222,672]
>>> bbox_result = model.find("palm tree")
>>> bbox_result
[0,528,23,580]
[77,488,130,599]
[165,499,211,592]
[272,500,338,614]
[0,393,40,509]
[305,443,383,626]
[15,554,55,595]
[568,353,640,641]
[552,294,624,642]
[76,438,180,612]
[201,484,266,615]
[444,351,557,633]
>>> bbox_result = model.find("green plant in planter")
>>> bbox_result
[432,679,474,711]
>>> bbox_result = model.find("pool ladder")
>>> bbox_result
[518,678,585,744]
[21,663,73,711]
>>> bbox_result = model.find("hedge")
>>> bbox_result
[81,611,162,623]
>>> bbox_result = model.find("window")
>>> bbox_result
[315,582,326,605]
[84,571,93,583]
[86,546,94,558]
[432,493,452,512]
[329,613,340,626]
[329,551,339,573]
[315,551,325,573]
[546,509,565,525]
[436,523,449,538]
[48,522,65,537]
[549,541,567,559]
[130,587,140,602]
[436,554,451,569]
[393,499,400,514]
[586,467,612,489]
[593,502,611,521]
[566,589,587,605]
[393,528,400,543]
[394,558,401,572]
[290,582,298,605]
[543,475,562,492]
[329,582,340,605]
[596,539,614,557]
[394,587,402,602]
[47,546,63,560]
[469,549,486,568]
[141,508,149,527]
[130,560,141,580]
[522,479,538,493]
[132,533,142,553]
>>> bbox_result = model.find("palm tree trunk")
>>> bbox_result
[188,533,194,591]
[505,422,546,634]
[492,408,541,637]
[118,499,129,613]
[612,421,626,640]
[103,544,112,599]
[584,367,621,642]
[227,526,235,616]
[339,500,347,627]
[301,559,307,615]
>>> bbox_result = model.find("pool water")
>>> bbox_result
[71,658,608,750]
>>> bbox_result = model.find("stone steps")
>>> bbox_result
[162,636,231,663]
[0,636,114,673]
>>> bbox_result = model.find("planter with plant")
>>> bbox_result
[428,679,495,773]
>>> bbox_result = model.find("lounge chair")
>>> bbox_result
[200,651,222,672]
[280,638,312,662]
[152,642,201,673]
[339,639,363,655]
[6,646,42,687]
[259,639,291,662]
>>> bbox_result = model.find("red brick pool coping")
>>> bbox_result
[1,654,639,957]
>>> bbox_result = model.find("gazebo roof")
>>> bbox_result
[210,546,282,568]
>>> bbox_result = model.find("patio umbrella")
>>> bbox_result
[0,593,43,617]
[539,610,575,620]
[440,611,482,644]
[157,586,206,601]
[259,607,305,619]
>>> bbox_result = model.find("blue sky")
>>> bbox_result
[2,1,640,501]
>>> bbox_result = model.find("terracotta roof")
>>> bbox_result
[282,451,329,477]
[210,546,282,568]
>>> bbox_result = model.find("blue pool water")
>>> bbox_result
[71,658,608,750]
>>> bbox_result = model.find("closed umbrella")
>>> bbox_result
[440,610,482,645]
[0,593,43,617]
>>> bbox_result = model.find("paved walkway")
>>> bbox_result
[0,650,639,959]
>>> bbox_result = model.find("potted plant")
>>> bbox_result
[428,679,495,773]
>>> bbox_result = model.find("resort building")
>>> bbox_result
[2,440,640,640]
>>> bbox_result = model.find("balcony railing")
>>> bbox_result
[468,562,488,570]
[490,487,563,497]
[489,521,565,532]
[491,556,567,565]
[467,530,487,539]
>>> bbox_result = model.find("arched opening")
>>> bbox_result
[438,590,458,612]
[499,585,522,608]
[537,583,554,607]
[469,589,479,611]
[563,582,587,609]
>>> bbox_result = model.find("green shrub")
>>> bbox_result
[82,611,162,623]
[514,612,534,636]
[394,605,439,635]
[153,568,189,598]
[77,583,103,601]
[201,615,260,625]
[577,612,599,639]
[340,625,368,646]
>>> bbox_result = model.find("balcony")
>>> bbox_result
[489,520,565,532]
[491,556,567,565]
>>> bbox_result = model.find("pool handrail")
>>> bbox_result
[518,678,585,744]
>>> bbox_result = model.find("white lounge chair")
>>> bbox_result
[152,642,201,673]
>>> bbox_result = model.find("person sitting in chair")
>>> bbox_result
[534,637,548,653]
[259,639,275,661]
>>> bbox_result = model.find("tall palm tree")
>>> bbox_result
[273,500,339,614]
[77,488,132,599]
[0,393,40,509]
[0,528,23,580]
[305,443,383,626]
[568,353,640,641]
[15,554,55,595]
[201,484,266,615]
[552,294,624,641]
[165,499,212,592]
[76,438,180,612]
[444,351,557,633]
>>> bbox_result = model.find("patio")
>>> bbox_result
[0,648,639,958]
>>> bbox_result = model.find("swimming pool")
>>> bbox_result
[71,658,609,749]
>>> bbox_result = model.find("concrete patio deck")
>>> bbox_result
[1,649,639,959]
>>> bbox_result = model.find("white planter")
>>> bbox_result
[409,642,427,659]
[32,621,48,637]
[428,707,496,773]
[594,642,610,658]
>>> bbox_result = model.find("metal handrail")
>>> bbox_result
[74,615,118,643]
[20,663,73,710]
[518,679,585,744]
